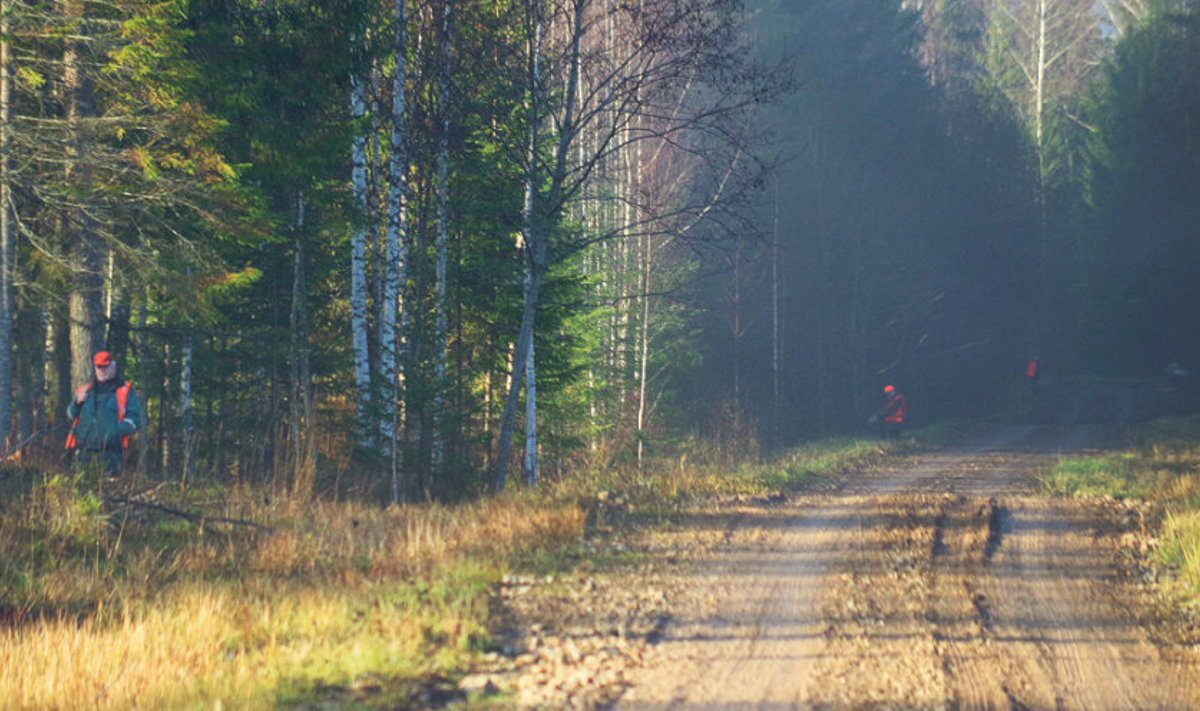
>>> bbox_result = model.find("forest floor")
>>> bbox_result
[466,425,1200,710]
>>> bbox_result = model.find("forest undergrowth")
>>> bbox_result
[0,434,901,709]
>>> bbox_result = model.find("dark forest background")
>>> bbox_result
[695,0,1200,445]
[0,0,1197,499]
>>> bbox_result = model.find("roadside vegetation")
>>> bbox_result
[1044,415,1200,603]
[0,434,900,709]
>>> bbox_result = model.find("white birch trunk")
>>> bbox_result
[633,105,648,468]
[495,0,585,489]
[523,316,538,485]
[180,333,193,485]
[383,0,410,499]
[349,55,373,448]
[512,7,543,490]
[635,231,651,468]
[160,341,171,475]
[1034,0,1047,207]
[493,264,540,491]
[493,1,544,491]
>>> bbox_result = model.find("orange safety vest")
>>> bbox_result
[65,382,132,451]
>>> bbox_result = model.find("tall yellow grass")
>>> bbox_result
[0,486,584,709]
[1051,415,1200,605]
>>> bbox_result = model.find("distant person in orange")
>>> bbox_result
[1025,356,1042,396]
[868,384,906,439]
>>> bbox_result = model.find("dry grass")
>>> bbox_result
[0,432,896,708]
[1046,415,1200,603]
[0,471,584,709]
[1159,510,1200,600]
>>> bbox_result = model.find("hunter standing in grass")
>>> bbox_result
[65,350,142,478]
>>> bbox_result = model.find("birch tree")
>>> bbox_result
[384,0,409,499]
[985,0,1103,197]
[1096,0,1150,37]
[349,41,373,448]
[490,0,781,488]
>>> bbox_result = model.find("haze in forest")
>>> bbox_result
[690,0,1200,447]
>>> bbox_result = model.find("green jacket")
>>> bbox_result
[66,378,142,452]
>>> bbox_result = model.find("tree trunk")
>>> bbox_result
[52,307,71,429]
[180,333,194,485]
[290,193,315,497]
[349,47,373,449]
[159,340,171,477]
[493,0,584,489]
[635,229,651,468]
[0,0,11,445]
[135,298,149,479]
[384,0,411,502]
[771,180,781,445]
[493,1,544,492]
[523,322,537,485]
[491,261,542,491]
[63,0,102,385]
[14,304,44,454]
[432,0,453,480]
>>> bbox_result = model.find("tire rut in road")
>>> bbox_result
[599,428,1200,709]
[927,494,1029,710]
[979,497,1197,710]
[811,488,1200,710]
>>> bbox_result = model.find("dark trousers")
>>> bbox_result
[74,449,123,478]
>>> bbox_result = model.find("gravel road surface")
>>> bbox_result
[491,425,1200,710]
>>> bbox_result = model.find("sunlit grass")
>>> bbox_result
[0,473,582,709]
[0,567,497,709]
[1158,511,1200,602]
[1043,453,1145,498]
[1046,414,1200,606]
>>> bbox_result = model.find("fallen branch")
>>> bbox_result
[105,495,274,533]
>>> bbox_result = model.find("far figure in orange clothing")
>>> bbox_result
[868,384,906,439]
[1025,356,1042,396]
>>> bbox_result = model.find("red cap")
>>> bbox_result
[92,351,113,367]
[883,384,895,394]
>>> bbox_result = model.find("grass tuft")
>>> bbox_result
[1043,453,1145,498]
[1157,511,1200,601]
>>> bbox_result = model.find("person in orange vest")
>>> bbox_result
[868,384,906,438]
[1025,356,1042,396]
[65,350,142,478]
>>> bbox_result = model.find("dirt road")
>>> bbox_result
[602,425,1200,710]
